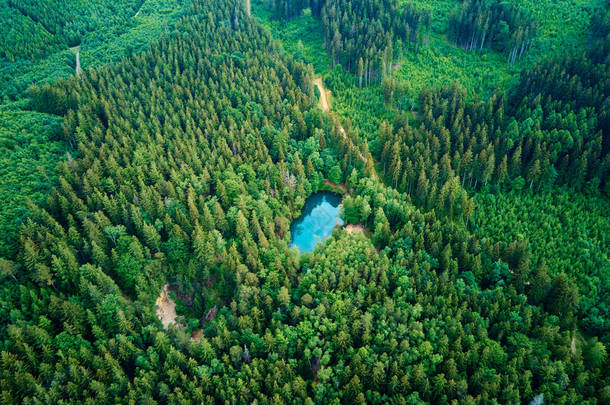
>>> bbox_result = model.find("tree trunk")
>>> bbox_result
[519,41,526,59]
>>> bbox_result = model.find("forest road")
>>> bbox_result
[314,77,377,179]
[70,46,82,77]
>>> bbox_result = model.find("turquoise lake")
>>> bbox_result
[290,191,344,253]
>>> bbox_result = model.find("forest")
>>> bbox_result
[447,0,537,64]
[0,0,188,259]
[267,0,432,82]
[0,0,608,403]
[0,0,145,61]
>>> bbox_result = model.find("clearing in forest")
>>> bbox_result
[155,284,179,329]
[345,224,366,235]
[69,46,82,77]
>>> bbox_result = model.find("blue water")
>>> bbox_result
[290,191,344,253]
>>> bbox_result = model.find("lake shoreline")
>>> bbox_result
[290,191,344,253]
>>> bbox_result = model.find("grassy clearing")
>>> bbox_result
[517,0,605,53]
[399,0,603,98]
[252,1,330,74]
[396,34,518,99]
[407,0,604,55]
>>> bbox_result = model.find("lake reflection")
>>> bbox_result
[290,191,344,253]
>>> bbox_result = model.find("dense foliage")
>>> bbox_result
[0,0,608,403]
[0,0,188,101]
[0,0,189,260]
[0,108,64,258]
[475,189,610,345]
[267,0,311,20]
[0,0,64,61]
[318,0,431,79]
[372,13,609,346]
[376,26,610,202]
[302,179,608,403]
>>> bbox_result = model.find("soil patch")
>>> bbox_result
[191,329,203,344]
[323,179,348,193]
[155,284,179,329]
[345,223,366,234]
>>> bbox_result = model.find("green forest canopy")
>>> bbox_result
[0,0,608,403]
[0,0,189,259]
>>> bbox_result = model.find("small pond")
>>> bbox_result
[290,191,344,253]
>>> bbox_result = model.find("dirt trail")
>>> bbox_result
[70,46,82,77]
[155,284,179,329]
[75,52,82,77]
[314,78,330,112]
[246,0,251,16]
[571,335,577,355]
[314,77,376,179]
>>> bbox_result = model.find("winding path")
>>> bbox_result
[313,77,376,179]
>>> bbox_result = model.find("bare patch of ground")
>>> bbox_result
[191,329,203,344]
[323,178,348,193]
[155,284,211,342]
[345,223,365,234]
[155,284,179,329]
